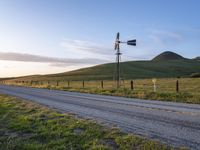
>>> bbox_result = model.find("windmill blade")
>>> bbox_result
[114,43,117,50]
[117,43,120,50]
[116,32,120,40]
[114,32,120,50]
[114,43,118,50]
[127,39,136,46]
[115,42,120,50]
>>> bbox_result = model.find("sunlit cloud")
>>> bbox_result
[0,52,110,67]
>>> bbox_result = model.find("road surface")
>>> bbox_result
[0,85,200,149]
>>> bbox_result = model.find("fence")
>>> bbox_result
[1,78,199,94]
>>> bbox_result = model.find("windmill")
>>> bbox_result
[114,32,136,88]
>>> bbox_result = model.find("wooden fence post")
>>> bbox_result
[82,81,85,88]
[101,81,104,89]
[56,81,59,86]
[68,81,70,87]
[131,80,134,90]
[176,80,179,92]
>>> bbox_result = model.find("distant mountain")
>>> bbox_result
[193,56,200,61]
[152,51,186,61]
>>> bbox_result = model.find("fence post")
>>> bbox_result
[56,81,59,86]
[131,80,134,90]
[101,81,104,89]
[67,81,70,87]
[176,80,179,92]
[82,81,85,88]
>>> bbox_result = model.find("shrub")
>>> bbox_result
[190,72,200,78]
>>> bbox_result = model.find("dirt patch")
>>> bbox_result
[99,138,118,149]
[4,131,18,138]
[73,128,85,135]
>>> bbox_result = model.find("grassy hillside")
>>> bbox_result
[0,77,15,81]
[6,59,200,82]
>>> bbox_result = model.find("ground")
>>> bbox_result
[0,94,183,150]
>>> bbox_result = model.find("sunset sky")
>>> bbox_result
[0,0,200,77]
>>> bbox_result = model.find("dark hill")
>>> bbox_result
[193,57,200,61]
[152,51,186,61]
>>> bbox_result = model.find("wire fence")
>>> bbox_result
[1,78,200,94]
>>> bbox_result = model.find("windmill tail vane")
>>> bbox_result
[127,39,136,46]
[114,32,136,50]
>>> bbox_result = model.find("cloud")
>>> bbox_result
[148,29,183,46]
[182,27,200,34]
[60,39,113,56]
[60,39,152,61]
[0,52,109,67]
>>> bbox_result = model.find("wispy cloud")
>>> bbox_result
[147,29,183,46]
[0,52,110,67]
[60,39,151,61]
[182,27,200,33]
[60,39,113,56]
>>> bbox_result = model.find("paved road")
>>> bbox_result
[0,85,200,149]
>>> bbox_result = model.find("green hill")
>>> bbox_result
[4,51,200,82]
[152,51,186,61]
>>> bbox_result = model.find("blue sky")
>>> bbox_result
[0,0,200,77]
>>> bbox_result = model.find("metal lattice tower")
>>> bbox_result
[114,32,136,88]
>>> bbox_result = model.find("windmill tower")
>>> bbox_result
[114,32,136,88]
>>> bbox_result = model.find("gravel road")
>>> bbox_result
[0,85,200,149]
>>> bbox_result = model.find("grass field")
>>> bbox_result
[2,77,200,104]
[0,94,183,150]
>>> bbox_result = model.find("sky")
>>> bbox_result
[0,0,200,77]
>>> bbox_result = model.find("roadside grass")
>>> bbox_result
[5,78,200,104]
[0,94,185,150]
[54,87,199,104]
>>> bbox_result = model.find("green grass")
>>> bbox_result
[0,94,184,150]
